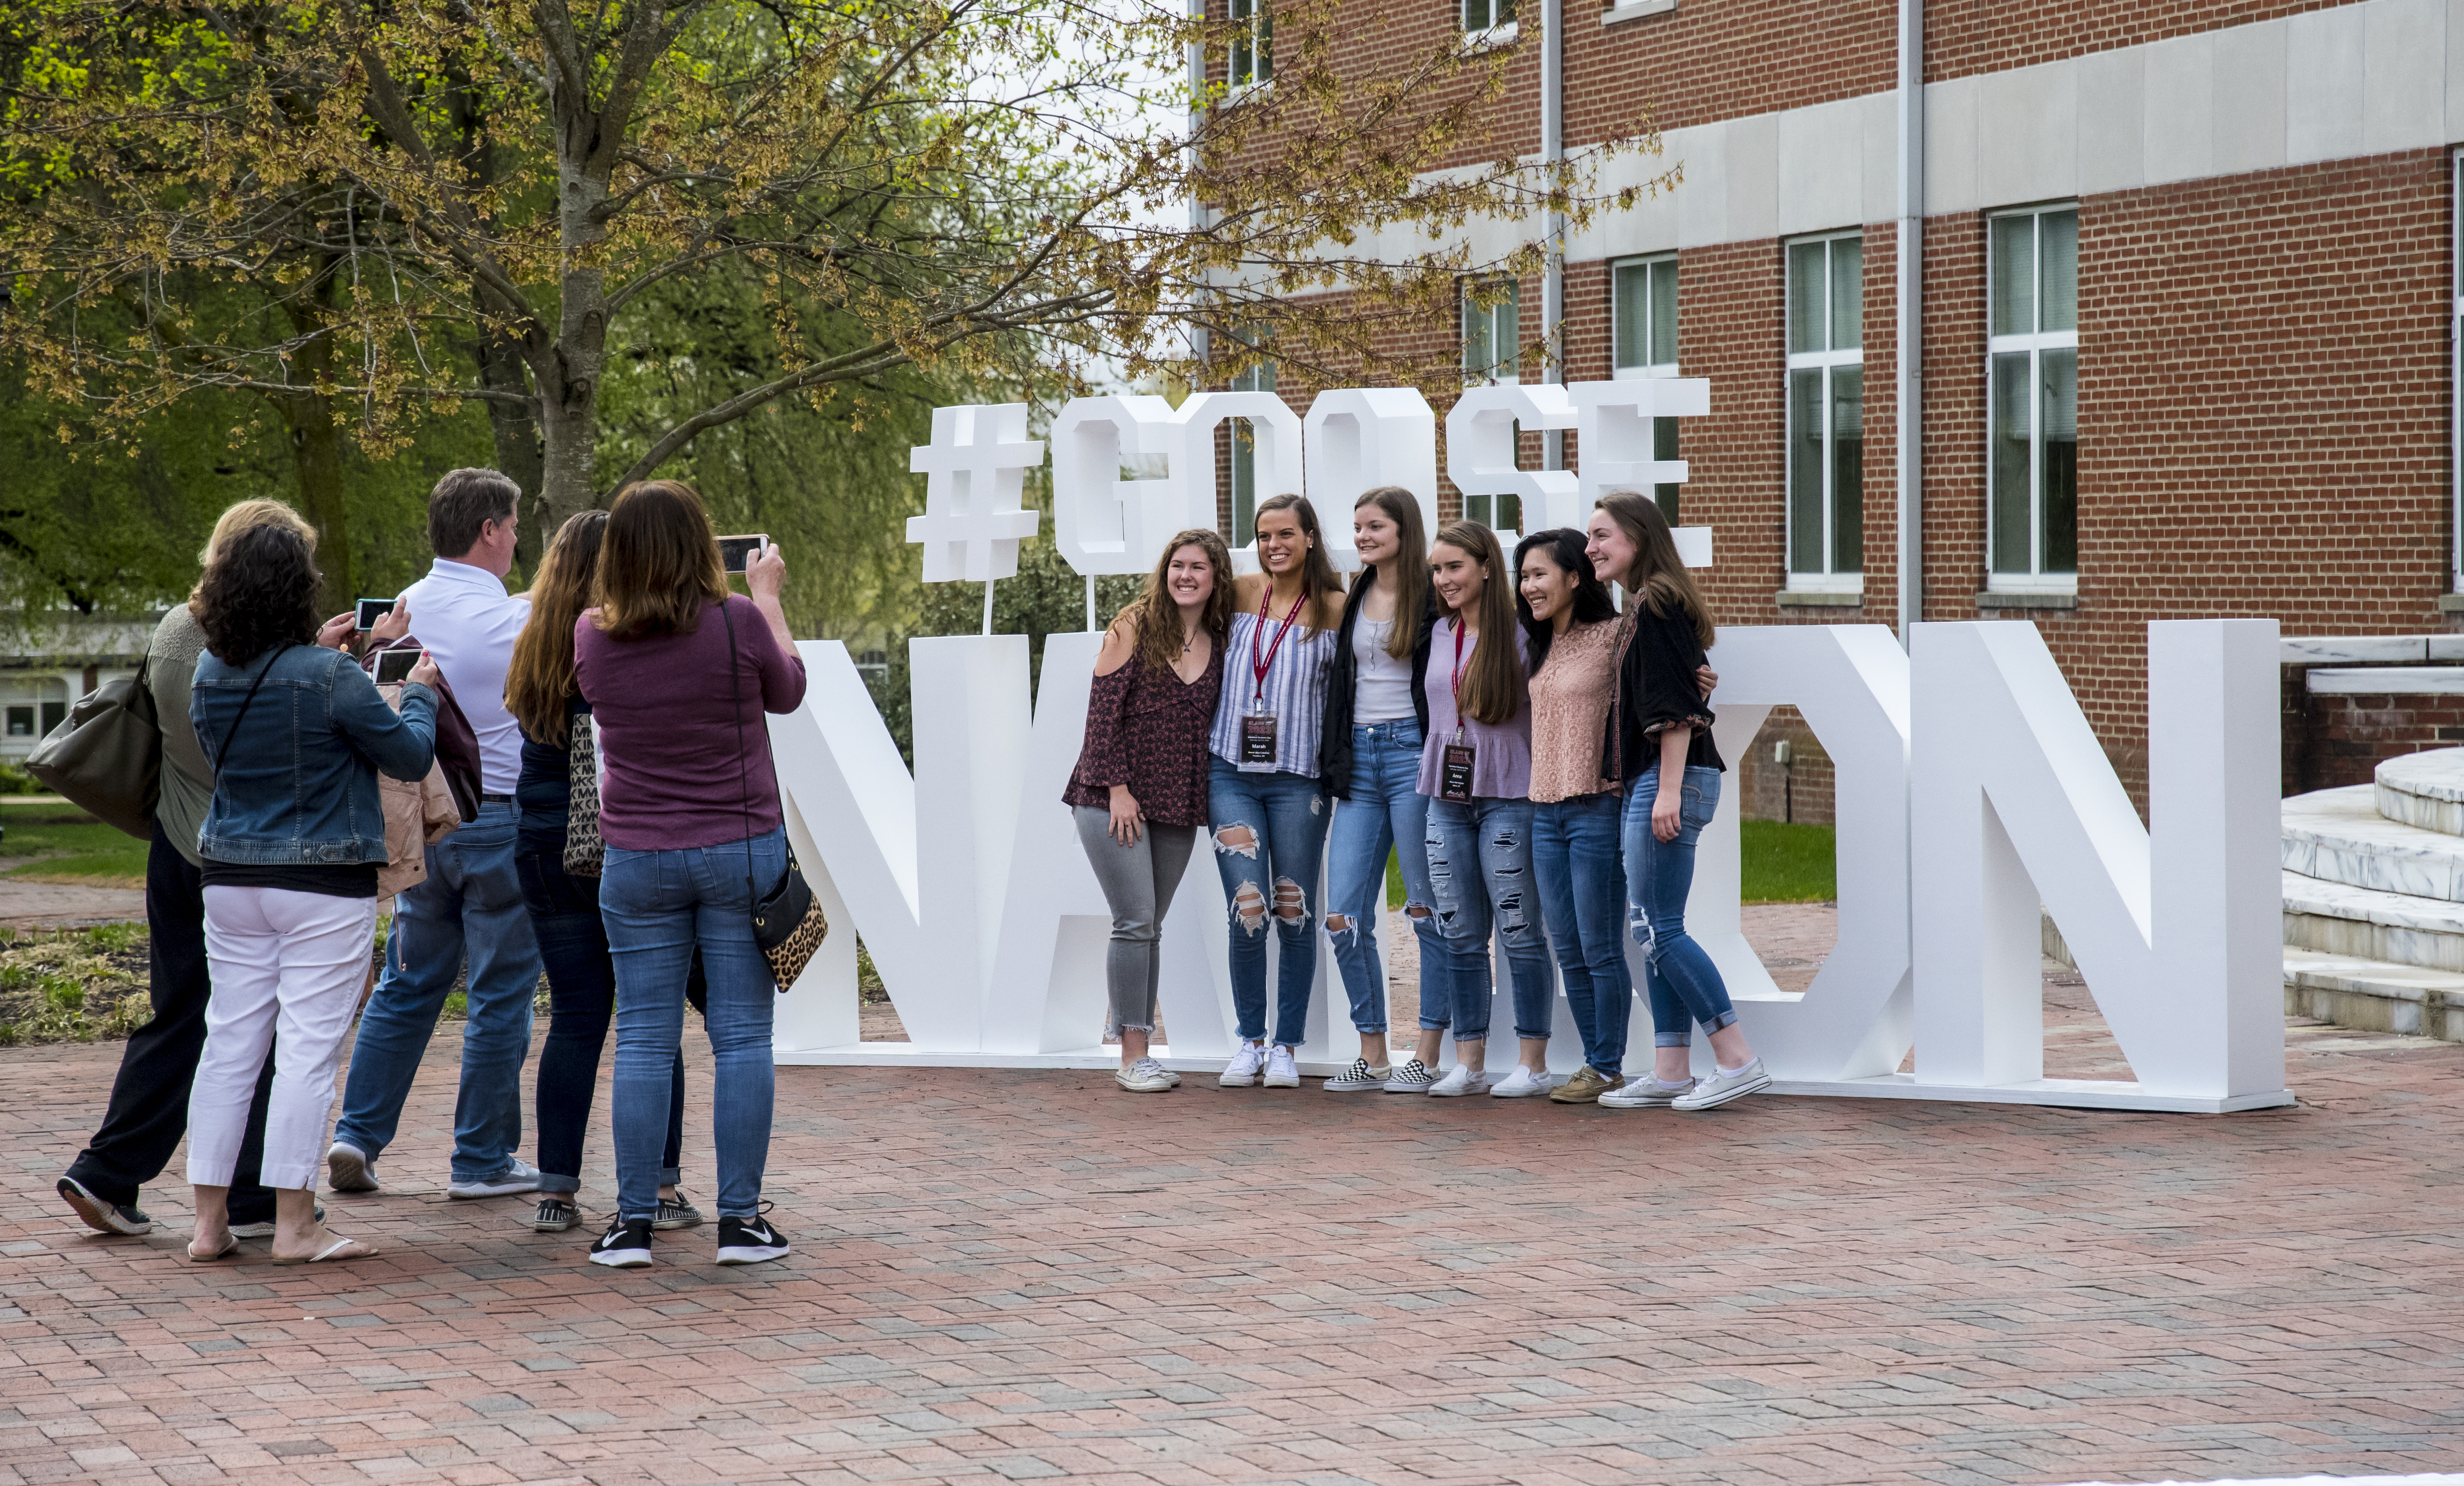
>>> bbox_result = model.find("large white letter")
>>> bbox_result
[1569,378,1712,566]
[1165,391,1305,574]
[1444,384,1575,545]
[1304,387,1439,566]
[904,404,1043,582]
[1051,394,1189,576]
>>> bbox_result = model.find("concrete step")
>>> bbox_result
[2281,783,2464,900]
[2283,946,2464,1041]
[2282,869,2464,972]
[2374,747,2464,835]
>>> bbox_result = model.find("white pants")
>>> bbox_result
[189,886,379,1191]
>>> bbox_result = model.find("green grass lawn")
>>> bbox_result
[0,807,149,884]
[1379,819,1836,909]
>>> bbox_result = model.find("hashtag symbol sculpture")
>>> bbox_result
[906,403,1045,584]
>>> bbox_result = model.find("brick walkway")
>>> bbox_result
[5,988,2464,1485]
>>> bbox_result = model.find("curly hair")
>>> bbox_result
[194,523,321,666]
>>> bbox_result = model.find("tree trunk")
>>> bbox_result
[285,392,352,616]
[475,331,547,573]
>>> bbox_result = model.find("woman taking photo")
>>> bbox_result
[504,510,698,1233]
[1412,521,1556,1098]
[1585,491,1769,1111]
[1065,529,1234,1092]
[1317,487,1440,1093]
[1210,493,1344,1090]
[184,523,441,1264]
[1515,530,1633,1104]
[575,480,806,1267]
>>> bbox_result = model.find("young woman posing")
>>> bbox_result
[1411,521,1557,1098]
[1584,491,1770,1111]
[1514,530,1634,1104]
[1210,494,1346,1090]
[1065,529,1235,1093]
[1316,488,1441,1093]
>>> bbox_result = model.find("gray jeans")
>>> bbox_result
[1073,805,1199,1035]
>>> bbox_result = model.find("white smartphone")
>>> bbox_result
[716,534,769,574]
[374,648,425,685]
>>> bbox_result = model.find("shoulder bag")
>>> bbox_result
[722,601,827,991]
[26,651,159,841]
[563,711,604,877]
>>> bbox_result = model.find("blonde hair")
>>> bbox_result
[192,499,317,604]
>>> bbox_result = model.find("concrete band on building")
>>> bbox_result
[1205,0,2464,807]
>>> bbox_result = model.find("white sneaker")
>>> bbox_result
[1488,1066,1552,1098]
[447,1158,543,1200]
[1599,1076,1694,1109]
[1671,1058,1773,1111]
[1263,1045,1301,1088]
[325,1141,378,1193]
[1219,1040,1268,1087]
[1115,1058,1177,1092]
[1426,1064,1494,1097]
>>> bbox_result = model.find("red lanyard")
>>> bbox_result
[1449,620,1472,724]
[1249,585,1307,702]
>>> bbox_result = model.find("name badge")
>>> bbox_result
[1240,710,1279,771]
[1440,741,1477,802]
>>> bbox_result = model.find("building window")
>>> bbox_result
[4,707,30,737]
[1462,278,1518,387]
[40,701,63,736]
[1463,0,1515,35]
[1612,254,1682,524]
[1231,0,1271,88]
[1785,232,1863,584]
[1988,204,2078,585]
[1229,334,1276,546]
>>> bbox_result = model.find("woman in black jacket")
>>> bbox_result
[1584,491,1769,1113]
[1315,487,1443,1093]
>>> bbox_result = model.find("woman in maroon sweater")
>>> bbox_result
[1065,528,1235,1092]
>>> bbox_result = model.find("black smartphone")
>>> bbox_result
[355,597,396,631]
[716,534,768,574]
[374,648,424,685]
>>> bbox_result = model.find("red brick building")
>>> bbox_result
[1209,0,2464,811]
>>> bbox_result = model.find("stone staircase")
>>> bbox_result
[2282,748,2464,1040]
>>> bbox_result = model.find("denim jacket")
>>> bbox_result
[192,643,440,866]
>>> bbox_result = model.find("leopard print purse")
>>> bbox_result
[723,602,827,991]
[563,713,604,878]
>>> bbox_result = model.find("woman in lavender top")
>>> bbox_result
[1411,521,1556,1098]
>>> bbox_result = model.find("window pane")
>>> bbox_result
[1462,291,1490,380]
[1991,214,2036,337]
[1649,259,1678,367]
[1464,493,1492,529]
[1256,7,1272,82]
[2041,209,2077,334]
[1232,423,1257,547]
[1653,415,1680,524]
[1990,351,2035,572]
[1830,237,1863,352]
[1831,366,1863,573]
[1494,281,1518,378]
[1462,0,1483,31]
[1788,368,1825,572]
[2040,348,2077,573]
[1232,0,1254,84]
[1496,0,1515,23]
[40,701,65,736]
[1788,241,1826,354]
[1612,262,1648,370]
[1495,493,1520,533]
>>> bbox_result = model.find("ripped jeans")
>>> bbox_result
[1207,758,1330,1046]
[1624,765,1738,1048]
[1324,720,1436,1036]
[1422,796,1555,1043]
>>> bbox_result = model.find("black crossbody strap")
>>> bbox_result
[721,601,758,901]
[211,642,290,778]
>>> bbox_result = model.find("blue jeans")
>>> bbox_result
[599,826,784,1224]
[1624,766,1736,1049]
[1422,796,1554,1043]
[334,799,541,1184]
[1208,759,1330,1047]
[1325,721,1436,1037]
[519,852,686,1199]
[1532,793,1633,1076]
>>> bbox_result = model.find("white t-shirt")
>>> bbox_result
[1353,616,1416,725]
[398,557,531,796]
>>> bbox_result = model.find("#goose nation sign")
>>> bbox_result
[762,383,2288,1115]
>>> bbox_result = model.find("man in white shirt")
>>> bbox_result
[329,469,546,1200]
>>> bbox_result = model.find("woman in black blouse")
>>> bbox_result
[1065,529,1235,1091]
[1584,491,1770,1113]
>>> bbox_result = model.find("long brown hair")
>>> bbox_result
[1432,520,1524,726]
[1596,489,1714,650]
[1115,528,1236,677]
[1355,485,1428,660]
[506,510,609,744]
[1253,492,1345,627]
[593,479,727,641]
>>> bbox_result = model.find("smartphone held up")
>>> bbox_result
[355,597,396,631]
[374,648,426,686]
[717,534,769,574]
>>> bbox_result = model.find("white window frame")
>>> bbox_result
[1462,277,1519,387]
[1463,0,1518,44]
[1612,253,1684,523]
[1784,230,1865,593]
[1984,202,2080,594]
[1229,0,1271,92]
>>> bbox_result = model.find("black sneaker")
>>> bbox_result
[715,1214,789,1266]
[652,1191,704,1230]
[531,1198,578,1233]
[587,1215,653,1268]
[58,1177,150,1236]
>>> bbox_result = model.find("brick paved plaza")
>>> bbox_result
[3,995,2463,1486]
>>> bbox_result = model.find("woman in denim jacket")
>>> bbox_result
[184,523,440,1264]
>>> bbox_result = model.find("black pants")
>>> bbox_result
[63,825,279,1223]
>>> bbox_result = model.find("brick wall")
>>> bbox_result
[1926,0,2359,86]
[2285,679,2464,794]
[1736,706,1839,824]
[1561,0,1895,145]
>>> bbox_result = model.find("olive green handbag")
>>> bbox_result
[25,652,159,841]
